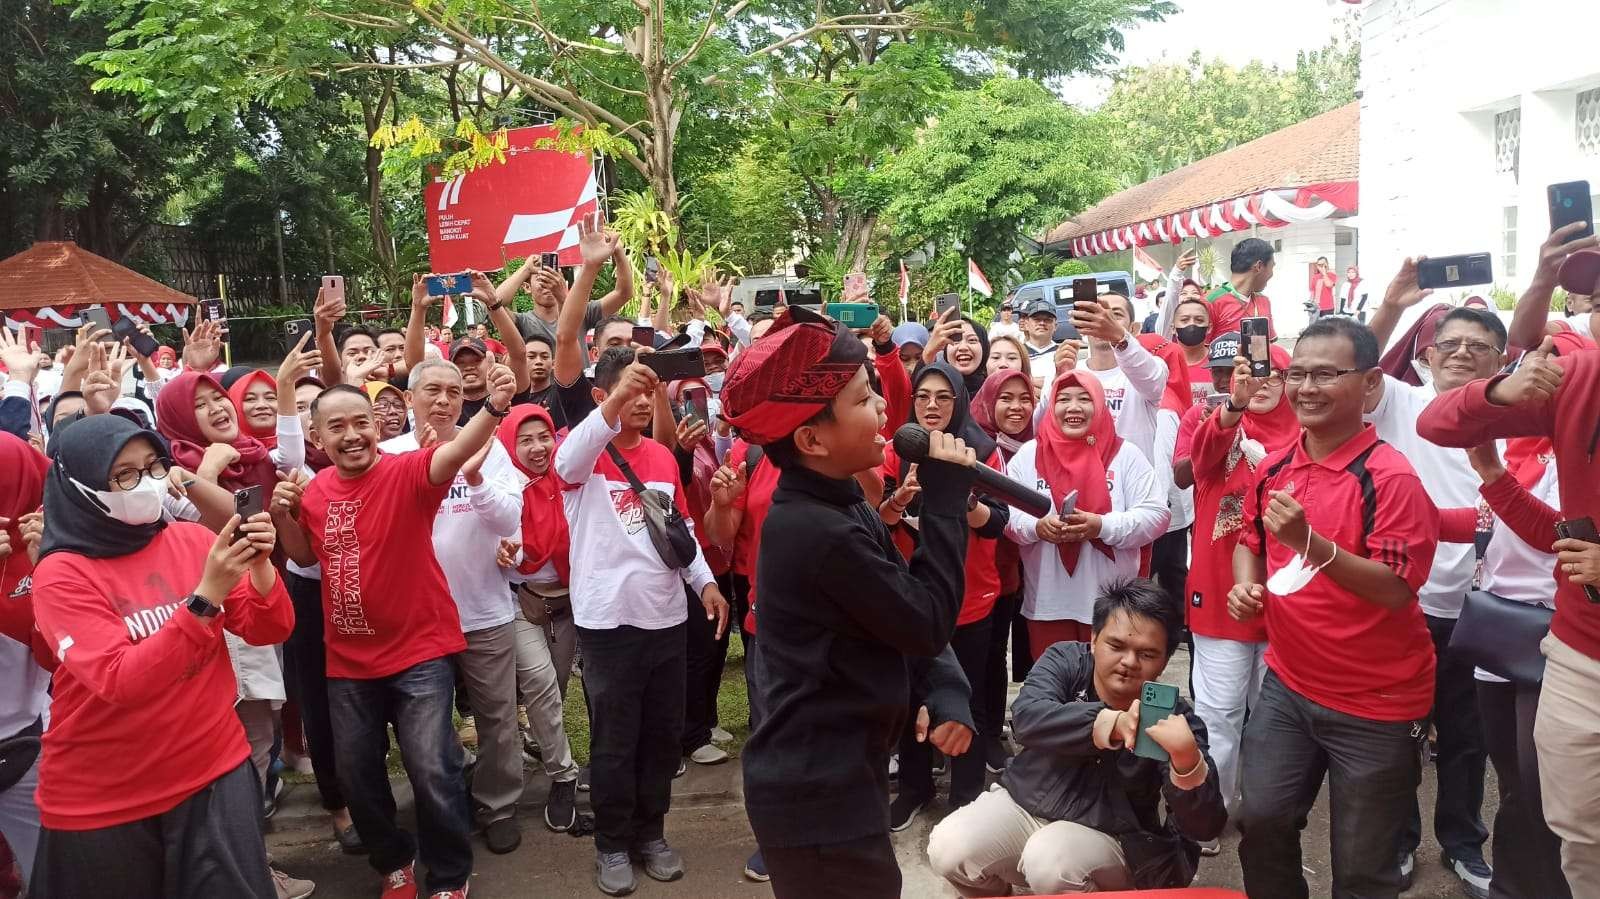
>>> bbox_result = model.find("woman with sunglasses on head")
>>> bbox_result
[27,415,292,899]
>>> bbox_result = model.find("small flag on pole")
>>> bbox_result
[967,258,993,298]
[777,281,787,306]
[898,259,910,307]
[1132,244,1163,282]
[443,296,460,329]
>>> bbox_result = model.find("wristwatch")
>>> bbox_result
[1112,333,1131,352]
[483,399,511,418]
[185,593,222,619]
[1225,398,1247,413]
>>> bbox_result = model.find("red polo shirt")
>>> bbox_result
[1207,283,1276,344]
[1241,425,1439,722]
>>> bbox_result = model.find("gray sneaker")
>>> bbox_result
[595,849,636,896]
[631,838,685,882]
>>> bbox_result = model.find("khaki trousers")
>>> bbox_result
[927,785,1132,896]
[1535,633,1600,896]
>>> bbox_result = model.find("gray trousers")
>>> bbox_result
[458,622,523,823]
[513,610,578,782]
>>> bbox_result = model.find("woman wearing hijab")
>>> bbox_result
[365,381,409,440]
[155,371,279,494]
[0,433,50,893]
[1004,370,1169,655]
[26,415,293,899]
[923,312,991,396]
[877,360,1008,826]
[227,370,280,449]
[1182,345,1298,828]
[970,368,1037,767]
[492,403,584,829]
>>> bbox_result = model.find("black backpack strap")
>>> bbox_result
[605,443,650,496]
[1252,451,1297,551]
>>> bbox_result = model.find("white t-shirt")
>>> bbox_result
[379,432,523,632]
[553,407,715,631]
[1004,439,1170,624]
[1477,462,1561,682]
[1026,340,1059,391]
[1076,339,1167,465]
[1366,374,1501,618]
[988,320,1023,342]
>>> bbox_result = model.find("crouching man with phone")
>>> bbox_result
[927,580,1224,895]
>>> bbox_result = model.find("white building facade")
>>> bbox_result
[1359,0,1600,299]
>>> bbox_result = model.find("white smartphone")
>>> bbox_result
[1060,488,1079,517]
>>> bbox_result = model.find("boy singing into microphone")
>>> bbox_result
[720,312,978,898]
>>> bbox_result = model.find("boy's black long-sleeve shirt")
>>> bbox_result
[742,460,973,849]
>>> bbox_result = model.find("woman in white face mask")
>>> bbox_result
[27,414,294,899]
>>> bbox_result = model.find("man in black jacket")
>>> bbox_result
[928,579,1227,895]
[719,312,979,899]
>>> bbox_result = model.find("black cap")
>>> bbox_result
[449,337,487,360]
[1208,334,1241,368]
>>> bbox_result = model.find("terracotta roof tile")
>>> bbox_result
[0,241,195,311]
[1044,101,1359,244]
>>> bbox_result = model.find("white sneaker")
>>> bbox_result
[710,726,734,744]
[271,866,315,899]
[689,743,729,765]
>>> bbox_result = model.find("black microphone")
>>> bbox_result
[893,423,1053,518]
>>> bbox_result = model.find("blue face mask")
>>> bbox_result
[704,371,725,393]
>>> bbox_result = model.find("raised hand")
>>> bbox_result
[459,436,495,485]
[1175,248,1198,273]
[710,460,747,508]
[0,326,39,385]
[410,274,440,310]
[1262,489,1311,550]
[1053,338,1083,374]
[1228,357,1267,409]
[534,267,569,307]
[1070,298,1123,343]
[183,318,223,371]
[485,362,516,408]
[675,415,709,450]
[1533,222,1600,287]
[197,516,257,603]
[272,469,309,517]
[577,214,620,266]
[278,332,321,385]
[1489,336,1564,407]
[342,353,384,387]
[887,463,921,512]
[1381,256,1434,311]
[923,306,962,363]
[467,269,496,307]
[868,314,894,346]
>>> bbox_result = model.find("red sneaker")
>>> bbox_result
[428,886,469,899]
[380,863,418,899]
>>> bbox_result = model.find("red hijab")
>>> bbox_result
[226,369,279,450]
[1137,332,1195,415]
[1036,370,1121,574]
[496,404,570,584]
[1236,345,1300,451]
[972,369,1035,462]
[0,432,50,656]
[155,370,277,493]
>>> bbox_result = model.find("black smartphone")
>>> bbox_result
[233,485,265,542]
[1548,181,1595,243]
[541,251,561,270]
[1241,317,1272,378]
[1416,253,1494,290]
[1555,517,1600,603]
[83,306,115,341]
[201,298,225,322]
[111,316,160,357]
[640,348,707,382]
[934,293,960,318]
[283,318,314,351]
[631,325,657,348]
[1072,277,1098,304]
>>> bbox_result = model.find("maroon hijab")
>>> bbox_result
[155,370,277,492]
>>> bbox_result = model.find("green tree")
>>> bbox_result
[1098,26,1359,183]
[884,77,1120,293]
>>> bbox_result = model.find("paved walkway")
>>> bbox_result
[268,647,1496,897]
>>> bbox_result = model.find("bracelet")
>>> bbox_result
[482,399,511,419]
[1171,754,1205,779]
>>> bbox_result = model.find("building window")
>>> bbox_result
[1578,88,1600,157]
[1502,206,1518,280]
[1495,108,1521,178]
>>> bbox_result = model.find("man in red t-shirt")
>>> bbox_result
[276,368,517,899]
[1206,238,1277,344]
[1227,317,1439,899]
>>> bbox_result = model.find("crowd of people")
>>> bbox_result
[0,216,1598,899]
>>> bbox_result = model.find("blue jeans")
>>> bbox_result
[327,657,472,892]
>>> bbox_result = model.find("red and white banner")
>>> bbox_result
[967,258,993,297]
[3,302,191,331]
[1132,245,1163,282]
[424,125,600,273]
[1067,181,1358,259]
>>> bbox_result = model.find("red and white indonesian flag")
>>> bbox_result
[898,259,910,307]
[442,296,460,329]
[967,258,993,298]
[1133,245,1163,282]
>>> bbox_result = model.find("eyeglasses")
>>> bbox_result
[1284,368,1361,387]
[1261,373,1285,386]
[914,391,956,406]
[1434,338,1499,358]
[109,457,171,491]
